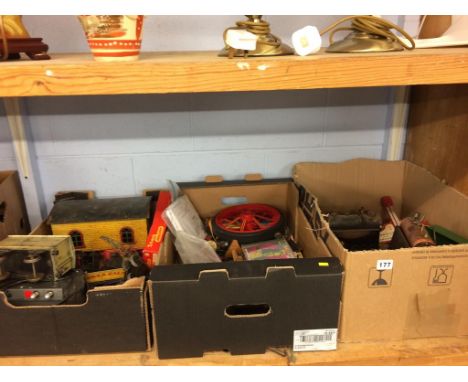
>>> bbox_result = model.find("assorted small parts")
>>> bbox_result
[99,235,148,279]
[326,208,381,251]
[399,213,436,247]
[381,196,435,248]
[241,237,298,261]
[163,195,296,263]
[49,196,152,252]
[328,207,381,231]
[326,197,439,251]
[75,242,147,286]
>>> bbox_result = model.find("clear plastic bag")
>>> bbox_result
[163,195,220,263]
[174,231,221,264]
[163,195,207,239]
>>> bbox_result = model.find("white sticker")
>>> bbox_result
[376,259,394,270]
[293,329,337,352]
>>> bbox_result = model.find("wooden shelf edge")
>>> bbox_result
[1,48,468,97]
[1,336,468,366]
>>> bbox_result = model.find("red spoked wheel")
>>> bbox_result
[212,203,285,244]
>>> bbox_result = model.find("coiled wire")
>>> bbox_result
[320,15,415,50]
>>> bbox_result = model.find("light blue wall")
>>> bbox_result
[0,16,405,213]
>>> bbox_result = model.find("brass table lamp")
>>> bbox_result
[322,16,415,53]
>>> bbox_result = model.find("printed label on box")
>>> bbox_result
[293,328,337,351]
[376,259,394,271]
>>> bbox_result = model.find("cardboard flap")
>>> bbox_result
[293,159,405,215]
[402,162,468,238]
[244,173,263,181]
[180,181,291,218]
[205,175,224,183]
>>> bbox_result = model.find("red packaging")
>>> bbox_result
[143,191,172,267]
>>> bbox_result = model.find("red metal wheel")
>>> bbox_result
[212,204,285,244]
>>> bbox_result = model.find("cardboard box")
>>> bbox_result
[0,171,30,240]
[294,159,468,342]
[0,222,151,356]
[150,177,343,359]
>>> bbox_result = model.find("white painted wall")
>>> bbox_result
[0,105,17,170]
[0,16,412,214]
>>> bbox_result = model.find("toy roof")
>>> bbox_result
[49,197,151,224]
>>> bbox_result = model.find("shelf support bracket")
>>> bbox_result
[386,86,410,160]
[3,97,45,228]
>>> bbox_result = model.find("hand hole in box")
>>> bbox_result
[225,303,271,318]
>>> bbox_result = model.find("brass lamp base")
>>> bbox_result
[326,32,404,53]
[218,42,293,58]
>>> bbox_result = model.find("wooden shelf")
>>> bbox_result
[1,48,468,97]
[1,337,468,365]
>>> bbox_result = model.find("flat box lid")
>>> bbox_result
[49,196,151,224]
[0,235,70,249]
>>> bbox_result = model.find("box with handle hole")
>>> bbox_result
[149,174,343,359]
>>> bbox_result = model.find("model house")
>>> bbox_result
[49,197,152,251]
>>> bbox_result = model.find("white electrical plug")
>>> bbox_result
[292,26,322,56]
[225,29,258,51]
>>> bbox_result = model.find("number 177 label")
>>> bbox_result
[376,259,394,271]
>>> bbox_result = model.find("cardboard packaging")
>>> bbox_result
[0,171,30,240]
[0,223,151,356]
[294,159,468,342]
[150,177,344,359]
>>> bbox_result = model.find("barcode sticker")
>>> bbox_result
[293,329,337,351]
[376,259,394,271]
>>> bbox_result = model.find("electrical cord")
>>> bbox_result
[320,15,416,50]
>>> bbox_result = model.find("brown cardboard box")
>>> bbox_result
[0,171,30,240]
[294,159,468,342]
[150,177,344,359]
